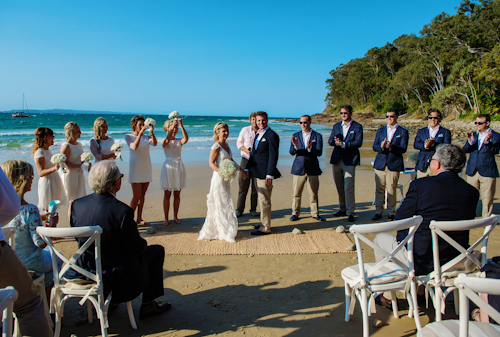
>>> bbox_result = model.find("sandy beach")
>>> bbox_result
[17,130,500,337]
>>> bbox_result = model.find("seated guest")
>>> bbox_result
[69,160,170,319]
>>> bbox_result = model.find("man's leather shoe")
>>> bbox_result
[139,301,171,320]
[251,230,271,235]
[235,210,243,218]
[290,215,299,221]
[372,213,382,221]
[253,224,261,229]
[388,214,395,220]
[348,215,355,222]
[312,215,325,222]
[333,210,346,217]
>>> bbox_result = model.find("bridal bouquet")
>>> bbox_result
[81,152,94,167]
[50,154,68,173]
[169,111,180,120]
[145,118,156,128]
[219,159,238,181]
[111,143,123,161]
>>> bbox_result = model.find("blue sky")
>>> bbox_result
[1,0,459,117]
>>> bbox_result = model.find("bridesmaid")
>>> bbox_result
[60,122,87,202]
[125,115,157,225]
[90,117,116,162]
[33,127,66,213]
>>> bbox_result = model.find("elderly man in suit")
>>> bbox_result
[328,105,363,222]
[245,111,281,235]
[372,109,409,221]
[69,161,170,319]
[289,115,324,222]
[464,113,500,218]
[414,108,451,178]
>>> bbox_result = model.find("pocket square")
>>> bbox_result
[437,134,443,137]
[350,131,354,134]
[261,138,267,142]
[395,135,401,138]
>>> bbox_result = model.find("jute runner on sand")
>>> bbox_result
[143,230,353,255]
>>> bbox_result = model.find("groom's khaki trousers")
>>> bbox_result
[256,178,273,233]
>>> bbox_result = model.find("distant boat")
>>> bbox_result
[12,94,29,118]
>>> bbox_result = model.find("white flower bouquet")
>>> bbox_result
[218,159,238,181]
[145,118,156,128]
[169,111,180,120]
[50,154,68,173]
[81,152,94,167]
[111,143,123,161]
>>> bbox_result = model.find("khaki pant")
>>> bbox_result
[292,174,319,217]
[467,171,496,218]
[256,178,273,233]
[417,166,432,179]
[332,162,356,215]
[374,168,400,216]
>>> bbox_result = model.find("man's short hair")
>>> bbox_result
[428,108,442,119]
[88,161,122,194]
[340,105,353,114]
[434,144,466,173]
[301,115,311,121]
[477,114,491,122]
[387,108,399,116]
[255,111,268,120]
[249,112,257,120]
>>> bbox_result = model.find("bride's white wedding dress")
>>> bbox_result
[198,142,238,243]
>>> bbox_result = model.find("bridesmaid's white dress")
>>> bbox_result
[90,137,115,162]
[34,149,66,213]
[125,134,153,183]
[61,142,86,201]
[160,138,186,191]
[198,143,238,243]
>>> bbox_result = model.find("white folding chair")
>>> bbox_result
[418,275,500,337]
[1,286,18,337]
[341,215,423,337]
[419,215,499,321]
[36,226,137,337]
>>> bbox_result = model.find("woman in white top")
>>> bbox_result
[60,122,88,202]
[125,115,157,225]
[90,117,117,162]
[160,118,188,226]
[33,127,66,213]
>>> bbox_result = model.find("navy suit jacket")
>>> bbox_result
[246,128,281,179]
[70,193,150,302]
[463,130,500,178]
[328,120,363,166]
[395,171,479,275]
[372,125,409,172]
[414,126,452,171]
[289,130,322,176]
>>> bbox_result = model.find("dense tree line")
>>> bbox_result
[325,0,500,118]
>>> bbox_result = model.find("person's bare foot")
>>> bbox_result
[137,219,150,226]
[162,220,170,226]
[173,218,181,224]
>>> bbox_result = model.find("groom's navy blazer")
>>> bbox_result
[463,130,500,178]
[289,130,322,176]
[246,128,281,179]
[328,121,363,166]
[414,126,451,171]
[373,125,409,172]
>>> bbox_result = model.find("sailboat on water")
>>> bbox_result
[12,94,29,118]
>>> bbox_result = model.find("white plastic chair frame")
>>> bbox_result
[1,286,18,337]
[36,226,137,337]
[342,215,423,337]
[421,215,499,322]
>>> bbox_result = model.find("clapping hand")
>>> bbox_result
[308,139,312,150]
[178,117,183,127]
[381,138,387,148]
[334,136,342,147]
[291,136,299,148]
[467,132,475,143]
[425,138,435,148]
[485,131,492,143]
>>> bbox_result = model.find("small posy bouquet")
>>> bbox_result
[218,159,238,181]
[81,152,94,167]
[169,111,180,120]
[145,118,156,129]
[50,154,68,173]
[111,143,123,161]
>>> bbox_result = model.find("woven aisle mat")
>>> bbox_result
[144,230,353,255]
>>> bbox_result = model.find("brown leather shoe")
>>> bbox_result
[139,301,172,320]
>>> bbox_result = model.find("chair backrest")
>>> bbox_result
[429,215,499,281]
[349,215,423,286]
[36,226,103,289]
[1,286,18,337]
[0,286,18,312]
[1,227,15,247]
[455,275,500,337]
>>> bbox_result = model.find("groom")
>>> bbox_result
[245,111,281,235]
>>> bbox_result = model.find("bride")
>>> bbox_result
[198,122,248,243]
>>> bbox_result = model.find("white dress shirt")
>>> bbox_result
[478,127,492,150]
[294,129,312,152]
[387,123,398,142]
[236,125,257,160]
[425,125,440,149]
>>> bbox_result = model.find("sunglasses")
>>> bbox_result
[428,117,440,120]
[386,115,397,118]
[299,121,309,124]
[340,112,349,115]
[475,122,486,125]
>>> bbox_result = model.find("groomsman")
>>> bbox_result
[289,115,324,221]
[328,105,363,222]
[414,109,451,178]
[235,112,258,217]
[372,109,409,220]
[245,111,281,235]
[463,114,500,218]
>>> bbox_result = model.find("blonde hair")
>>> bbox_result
[163,120,178,133]
[1,160,33,198]
[32,127,54,156]
[64,122,79,141]
[93,117,107,154]
[212,122,228,141]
